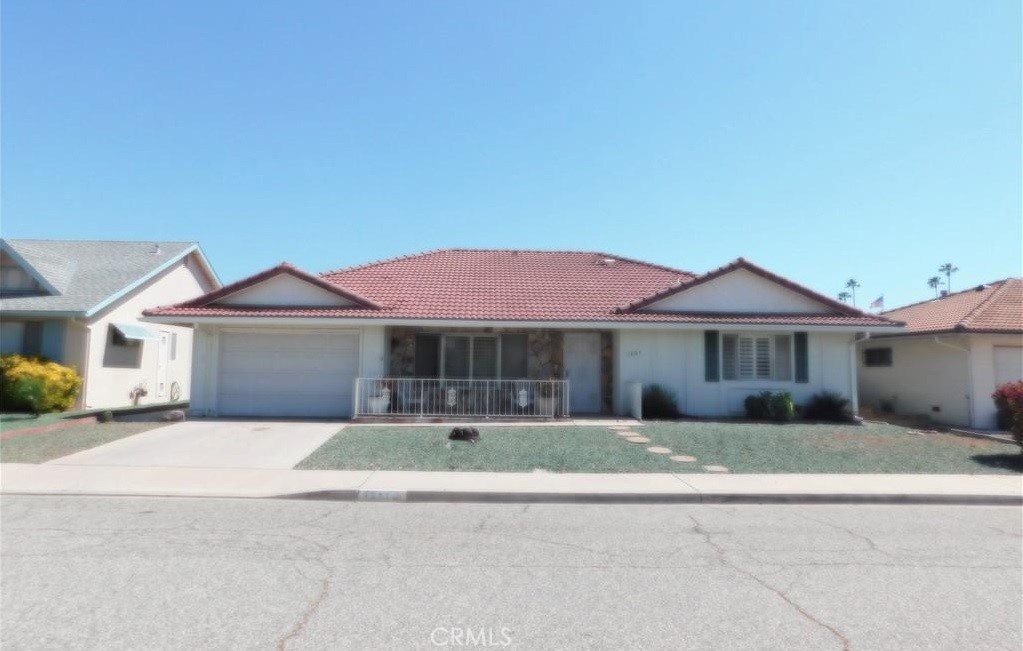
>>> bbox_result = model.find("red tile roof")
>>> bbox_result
[881,278,1023,334]
[145,249,900,328]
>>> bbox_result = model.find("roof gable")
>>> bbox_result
[620,258,865,316]
[180,263,381,310]
[0,241,62,296]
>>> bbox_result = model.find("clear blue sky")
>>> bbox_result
[2,0,1019,309]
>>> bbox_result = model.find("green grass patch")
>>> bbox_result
[297,422,1023,474]
[0,422,163,464]
[298,426,681,473]
[628,421,1020,474]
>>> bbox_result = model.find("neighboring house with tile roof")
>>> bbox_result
[1,239,220,409]
[145,249,902,419]
[858,279,1023,429]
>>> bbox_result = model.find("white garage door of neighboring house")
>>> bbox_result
[217,332,359,418]
[994,346,1023,387]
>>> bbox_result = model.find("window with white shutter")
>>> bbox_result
[720,333,794,381]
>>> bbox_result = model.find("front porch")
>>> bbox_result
[360,327,615,418]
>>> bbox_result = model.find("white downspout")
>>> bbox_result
[69,318,91,409]
[932,336,973,427]
[849,333,870,417]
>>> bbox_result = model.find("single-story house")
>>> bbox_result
[1,239,220,409]
[858,278,1023,429]
[144,249,903,419]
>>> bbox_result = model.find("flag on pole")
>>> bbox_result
[870,295,884,309]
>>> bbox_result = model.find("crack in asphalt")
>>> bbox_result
[688,514,853,651]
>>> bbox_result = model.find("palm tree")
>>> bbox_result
[927,276,942,297]
[838,291,851,303]
[938,263,959,293]
[845,279,860,306]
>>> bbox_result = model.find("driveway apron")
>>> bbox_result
[47,421,340,469]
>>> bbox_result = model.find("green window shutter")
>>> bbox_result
[794,332,809,383]
[704,331,719,382]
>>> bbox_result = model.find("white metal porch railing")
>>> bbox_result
[353,378,570,418]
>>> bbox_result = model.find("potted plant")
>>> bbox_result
[367,382,392,414]
[537,381,558,416]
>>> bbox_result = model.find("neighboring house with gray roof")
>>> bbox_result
[1,239,220,409]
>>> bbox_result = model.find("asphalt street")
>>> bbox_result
[1,496,1020,650]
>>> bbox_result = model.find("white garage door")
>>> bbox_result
[217,332,359,418]
[994,346,1023,387]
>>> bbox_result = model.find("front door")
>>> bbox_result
[156,331,170,398]
[564,332,601,414]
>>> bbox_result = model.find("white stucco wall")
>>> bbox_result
[188,324,386,416]
[857,336,971,426]
[645,269,834,313]
[82,254,216,409]
[857,333,1023,429]
[967,334,1023,429]
[217,273,355,307]
[614,329,856,417]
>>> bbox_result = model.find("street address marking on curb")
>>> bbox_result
[359,489,408,502]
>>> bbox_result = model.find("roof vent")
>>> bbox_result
[598,257,616,266]
[151,243,161,255]
[975,284,987,291]
[939,290,948,297]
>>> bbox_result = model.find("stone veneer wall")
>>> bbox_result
[389,327,418,376]
[601,332,613,414]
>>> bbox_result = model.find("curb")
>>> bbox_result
[271,489,1023,506]
[4,489,1020,506]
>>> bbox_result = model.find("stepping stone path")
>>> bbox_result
[702,465,729,473]
[617,430,639,437]
[670,455,696,463]
[646,446,672,454]
[608,425,631,431]
[625,436,651,444]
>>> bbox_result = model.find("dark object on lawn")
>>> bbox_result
[162,409,186,422]
[97,410,115,423]
[803,391,852,422]
[642,384,681,419]
[448,427,480,442]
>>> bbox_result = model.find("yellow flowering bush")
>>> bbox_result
[0,354,82,413]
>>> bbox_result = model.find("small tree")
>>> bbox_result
[938,263,959,293]
[845,279,860,306]
[927,276,942,296]
[838,291,851,303]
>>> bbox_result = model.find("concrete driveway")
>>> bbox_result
[48,420,340,469]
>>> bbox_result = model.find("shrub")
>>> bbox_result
[97,410,115,423]
[744,391,773,420]
[0,354,82,413]
[769,391,795,422]
[642,384,681,419]
[992,381,1023,445]
[802,391,851,422]
[744,391,795,422]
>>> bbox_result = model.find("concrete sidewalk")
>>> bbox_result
[2,463,1020,504]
